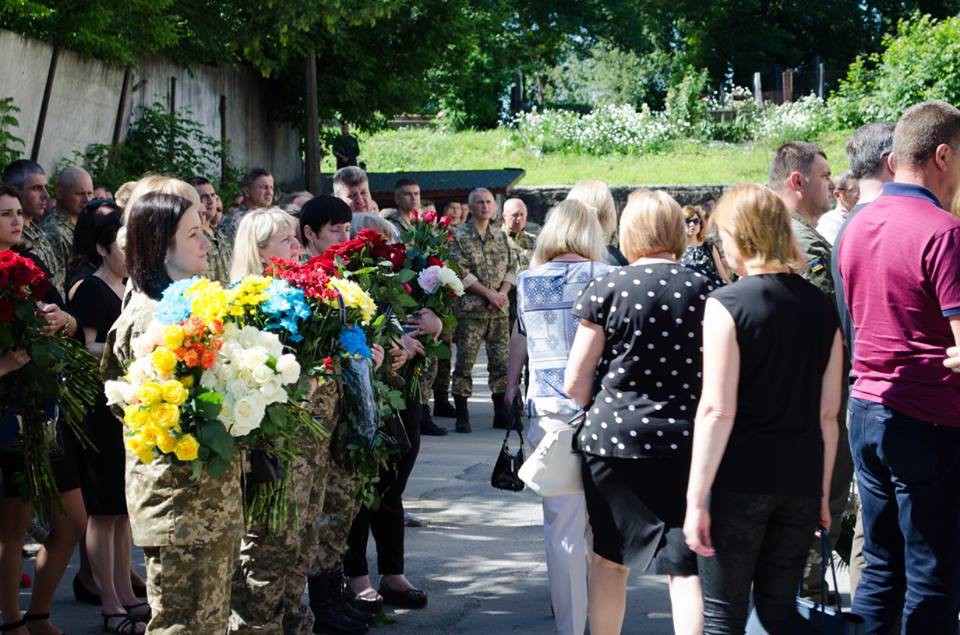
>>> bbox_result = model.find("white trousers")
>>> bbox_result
[527,414,592,635]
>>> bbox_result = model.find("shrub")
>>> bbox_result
[755,95,831,145]
[828,13,960,127]
[0,97,25,174]
[511,104,672,156]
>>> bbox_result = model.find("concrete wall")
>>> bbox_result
[0,29,302,186]
[510,184,730,225]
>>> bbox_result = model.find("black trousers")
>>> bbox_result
[699,490,820,635]
[343,400,422,577]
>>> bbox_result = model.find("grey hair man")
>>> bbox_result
[2,160,54,263]
[332,166,370,213]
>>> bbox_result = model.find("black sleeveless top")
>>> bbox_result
[710,273,836,497]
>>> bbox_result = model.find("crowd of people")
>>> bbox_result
[1,98,960,635]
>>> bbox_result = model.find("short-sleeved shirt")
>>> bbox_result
[711,274,836,496]
[837,182,960,427]
[517,260,616,417]
[68,275,122,343]
[572,263,713,458]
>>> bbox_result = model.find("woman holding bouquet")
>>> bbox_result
[227,207,381,634]
[102,188,244,634]
[0,185,89,635]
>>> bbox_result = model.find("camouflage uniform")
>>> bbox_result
[790,211,854,599]
[383,209,413,235]
[231,379,340,635]
[307,455,358,576]
[206,225,233,284]
[220,204,252,243]
[102,291,244,635]
[38,208,75,296]
[21,221,55,268]
[449,221,516,398]
[506,228,536,325]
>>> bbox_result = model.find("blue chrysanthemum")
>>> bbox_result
[155,278,199,324]
[262,279,311,343]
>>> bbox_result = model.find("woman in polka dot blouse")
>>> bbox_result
[565,189,714,635]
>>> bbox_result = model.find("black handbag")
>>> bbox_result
[490,422,525,492]
[746,528,865,634]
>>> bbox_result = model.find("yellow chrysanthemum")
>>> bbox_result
[186,278,231,325]
[326,278,377,324]
[151,348,177,378]
[174,434,200,461]
[136,382,163,406]
[231,276,271,311]
[162,324,185,351]
[161,380,188,406]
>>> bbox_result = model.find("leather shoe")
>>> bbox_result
[420,419,448,436]
[378,583,427,609]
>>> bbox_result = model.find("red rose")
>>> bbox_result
[421,209,437,224]
[426,256,443,268]
[402,283,413,294]
[438,215,452,229]
[409,210,420,222]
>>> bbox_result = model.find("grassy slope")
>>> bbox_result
[323,128,853,186]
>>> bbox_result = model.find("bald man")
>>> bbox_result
[40,166,93,294]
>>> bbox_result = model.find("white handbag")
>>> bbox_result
[518,413,584,497]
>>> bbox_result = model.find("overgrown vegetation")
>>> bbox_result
[0,97,24,173]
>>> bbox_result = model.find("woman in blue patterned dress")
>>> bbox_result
[504,199,614,635]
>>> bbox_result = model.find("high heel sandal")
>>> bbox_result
[0,619,25,633]
[123,602,151,622]
[102,613,141,634]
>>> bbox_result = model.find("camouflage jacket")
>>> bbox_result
[219,204,251,243]
[22,221,56,273]
[507,228,537,273]
[38,209,75,296]
[205,225,233,284]
[101,291,244,547]
[449,221,517,316]
[790,212,835,298]
[383,209,413,235]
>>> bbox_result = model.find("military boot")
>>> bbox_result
[420,403,448,436]
[308,572,369,634]
[454,396,471,433]
[492,392,509,429]
[432,391,457,418]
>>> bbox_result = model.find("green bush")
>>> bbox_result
[829,13,960,127]
[70,103,243,201]
[0,97,25,174]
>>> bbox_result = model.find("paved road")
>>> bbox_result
[24,357,851,634]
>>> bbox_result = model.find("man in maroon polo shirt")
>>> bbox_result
[836,100,960,633]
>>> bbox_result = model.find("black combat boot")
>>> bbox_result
[454,396,471,433]
[432,390,457,417]
[492,393,509,429]
[308,572,369,634]
[420,403,448,436]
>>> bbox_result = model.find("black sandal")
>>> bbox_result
[123,602,151,621]
[0,619,25,633]
[102,613,141,634]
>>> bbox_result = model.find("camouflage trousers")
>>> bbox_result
[420,354,438,405]
[143,537,240,635]
[451,312,510,398]
[308,453,359,576]
[229,435,331,635]
[430,331,454,398]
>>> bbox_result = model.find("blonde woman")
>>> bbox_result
[504,199,614,635]
[683,184,841,633]
[229,207,301,282]
[681,205,730,286]
[564,190,714,635]
[565,179,627,266]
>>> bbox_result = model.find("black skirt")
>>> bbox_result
[1,422,81,499]
[581,452,696,576]
[73,396,127,515]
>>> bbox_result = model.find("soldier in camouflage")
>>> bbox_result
[770,141,853,602]
[220,168,274,242]
[448,188,517,433]
[2,160,56,270]
[40,166,93,296]
[502,198,536,327]
[189,177,233,283]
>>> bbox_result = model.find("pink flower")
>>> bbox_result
[417,266,442,294]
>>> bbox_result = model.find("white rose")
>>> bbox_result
[437,267,465,296]
[275,355,300,384]
[252,364,275,384]
[259,379,285,403]
[230,396,265,436]
[127,359,152,385]
[226,379,248,398]
[237,326,261,350]
[239,348,269,370]
[256,331,284,358]
[104,381,129,406]
[200,369,218,389]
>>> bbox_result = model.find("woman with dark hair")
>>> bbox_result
[68,211,147,632]
[681,205,729,287]
[102,187,244,634]
[67,198,122,295]
[0,185,87,635]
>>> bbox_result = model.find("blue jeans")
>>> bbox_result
[848,397,960,634]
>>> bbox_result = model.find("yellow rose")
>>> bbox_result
[161,380,188,406]
[137,447,155,464]
[156,429,178,453]
[126,434,144,455]
[162,325,185,351]
[136,382,163,406]
[174,434,200,461]
[152,403,180,430]
[151,348,177,378]
[123,406,143,429]
[140,427,158,447]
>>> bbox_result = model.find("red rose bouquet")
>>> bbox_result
[0,251,100,510]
